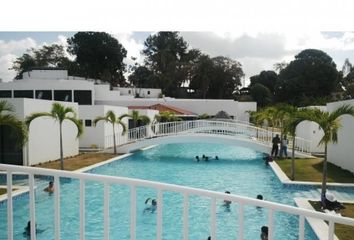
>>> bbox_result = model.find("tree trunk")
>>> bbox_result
[59,123,64,170]
[112,123,117,155]
[291,135,296,180]
[321,144,328,207]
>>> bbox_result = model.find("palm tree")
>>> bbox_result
[94,111,127,154]
[120,110,150,128]
[297,105,354,207]
[154,111,182,123]
[25,103,83,170]
[257,106,278,136]
[198,113,210,120]
[0,100,27,147]
[283,108,308,180]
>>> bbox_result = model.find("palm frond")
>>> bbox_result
[25,112,53,127]
[65,116,84,138]
[93,116,109,126]
[0,114,28,146]
[115,119,127,135]
[0,100,14,114]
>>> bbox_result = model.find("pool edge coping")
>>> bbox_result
[269,161,354,187]
[294,197,340,240]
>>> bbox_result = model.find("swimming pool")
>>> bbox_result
[1,143,341,239]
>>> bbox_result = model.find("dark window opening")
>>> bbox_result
[54,90,72,102]
[0,90,12,98]
[128,90,131,94]
[85,120,92,127]
[35,90,52,100]
[0,125,23,165]
[147,91,151,95]
[14,90,33,98]
[74,90,92,105]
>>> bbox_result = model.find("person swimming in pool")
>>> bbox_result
[24,221,47,238]
[44,181,54,193]
[144,198,157,213]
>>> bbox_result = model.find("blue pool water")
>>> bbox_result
[2,143,350,239]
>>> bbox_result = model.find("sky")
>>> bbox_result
[1,31,354,86]
[1,0,354,86]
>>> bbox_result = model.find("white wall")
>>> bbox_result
[96,98,256,122]
[94,85,121,101]
[326,99,354,173]
[1,98,80,165]
[114,87,162,98]
[0,79,94,104]
[296,121,324,153]
[79,105,129,148]
[295,106,326,153]
[22,70,68,80]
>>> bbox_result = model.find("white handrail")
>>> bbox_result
[119,120,312,154]
[1,163,354,240]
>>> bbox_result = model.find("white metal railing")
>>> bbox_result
[116,120,312,154]
[2,164,354,240]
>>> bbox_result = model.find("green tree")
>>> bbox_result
[142,32,200,96]
[346,83,354,98]
[120,110,150,128]
[277,49,339,106]
[207,56,244,99]
[67,32,127,86]
[128,66,157,88]
[249,70,278,94]
[94,111,127,154]
[189,54,214,99]
[0,100,27,147]
[249,83,272,107]
[11,44,74,79]
[297,105,354,206]
[154,111,182,123]
[25,103,83,170]
[198,113,210,120]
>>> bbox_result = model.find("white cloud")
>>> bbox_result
[0,38,37,56]
[114,32,145,67]
[0,54,18,82]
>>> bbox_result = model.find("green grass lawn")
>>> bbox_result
[310,201,354,240]
[275,158,354,183]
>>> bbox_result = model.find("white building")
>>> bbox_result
[326,99,354,173]
[97,98,255,122]
[0,68,256,165]
[0,98,79,166]
[78,105,129,149]
[295,106,326,153]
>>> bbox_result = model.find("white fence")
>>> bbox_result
[1,164,354,240]
[111,120,312,154]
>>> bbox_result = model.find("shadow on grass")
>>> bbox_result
[309,201,354,240]
[312,161,354,183]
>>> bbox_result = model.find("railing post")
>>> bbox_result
[29,174,37,240]
[80,179,85,240]
[298,215,305,240]
[157,190,163,240]
[183,193,189,240]
[130,186,136,240]
[54,176,61,240]
[328,221,335,240]
[210,198,216,239]
[238,204,244,240]
[103,183,110,240]
[268,209,274,240]
[6,172,13,240]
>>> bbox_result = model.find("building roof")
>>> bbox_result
[128,103,196,116]
[214,110,232,119]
